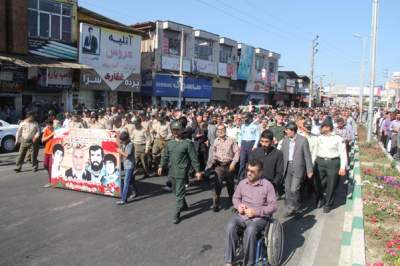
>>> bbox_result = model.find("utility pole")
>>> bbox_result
[354,33,367,122]
[367,0,379,142]
[308,35,319,108]
[177,29,185,110]
[319,75,324,106]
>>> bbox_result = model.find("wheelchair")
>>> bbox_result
[233,217,284,266]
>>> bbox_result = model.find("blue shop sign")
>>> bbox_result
[154,74,212,98]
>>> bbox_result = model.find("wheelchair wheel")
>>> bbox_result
[265,218,284,266]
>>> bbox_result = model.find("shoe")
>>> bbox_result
[43,183,52,188]
[116,200,126,205]
[127,192,137,201]
[323,206,331,213]
[33,168,38,172]
[317,199,325,209]
[173,213,181,224]
[14,168,21,173]
[212,205,220,212]
[182,202,189,211]
[283,210,296,218]
[162,186,172,192]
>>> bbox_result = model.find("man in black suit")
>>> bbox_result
[249,129,284,196]
[280,122,313,216]
[65,146,91,181]
[83,27,98,54]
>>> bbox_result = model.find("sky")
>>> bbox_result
[78,0,399,87]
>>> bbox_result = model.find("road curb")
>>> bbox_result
[338,140,366,266]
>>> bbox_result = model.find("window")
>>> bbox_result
[51,15,60,40]
[28,10,38,37]
[269,62,276,73]
[162,30,183,56]
[39,13,50,37]
[219,45,232,63]
[195,38,213,61]
[28,0,73,42]
[62,16,71,42]
[255,56,264,70]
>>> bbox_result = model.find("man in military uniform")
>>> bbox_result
[126,116,151,178]
[314,119,347,213]
[151,113,171,171]
[158,120,202,224]
[15,112,41,172]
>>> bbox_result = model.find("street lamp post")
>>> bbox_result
[308,36,319,108]
[177,29,185,110]
[367,0,379,142]
[354,33,367,122]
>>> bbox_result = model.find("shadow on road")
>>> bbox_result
[281,214,317,265]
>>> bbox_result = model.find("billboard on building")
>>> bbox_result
[79,23,141,90]
[50,128,121,197]
[237,44,254,80]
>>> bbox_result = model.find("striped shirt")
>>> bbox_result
[211,136,240,165]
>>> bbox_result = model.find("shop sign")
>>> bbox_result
[47,68,73,87]
[80,69,140,92]
[79,23,141,91]
[154,74,212,98]
[192,58,217,75]
[161,55,191,72]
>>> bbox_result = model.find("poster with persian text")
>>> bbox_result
[50,128,121,197]
[79,22,141,91]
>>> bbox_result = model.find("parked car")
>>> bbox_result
[0,120,18,153]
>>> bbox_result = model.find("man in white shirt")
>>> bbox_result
[314,119,347,213]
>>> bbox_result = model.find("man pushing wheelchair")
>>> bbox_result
[224,159,280,266]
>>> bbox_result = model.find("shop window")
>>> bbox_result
[28,0,73,42]
[195,38,213,61]
[220,45,232,63]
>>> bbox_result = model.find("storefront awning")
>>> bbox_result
[0,53,92,69]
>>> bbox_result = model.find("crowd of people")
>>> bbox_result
[13,103,359,265]
[375,109,400,160]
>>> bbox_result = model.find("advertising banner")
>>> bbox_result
[237,44,254,80]
[153,74,212,99]
[79,23,141,91]
[161,55,191,72]
[218,62,236,79]
[192,58,217,75]
[50,128,121,197]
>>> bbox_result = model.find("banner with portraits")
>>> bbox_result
[50,128,121,197]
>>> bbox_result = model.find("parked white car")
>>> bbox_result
[0,120,18,153]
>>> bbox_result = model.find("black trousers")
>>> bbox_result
[314,157,340,207]
[213,161,235,199]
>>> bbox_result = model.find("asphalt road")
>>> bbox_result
[0,151,347,266]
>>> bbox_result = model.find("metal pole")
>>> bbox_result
[367,0,379,142]
[308,36,318,108]
[177,29,184,110]
[359,37,367,122]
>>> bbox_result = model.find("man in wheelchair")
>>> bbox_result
[224,159,278,266]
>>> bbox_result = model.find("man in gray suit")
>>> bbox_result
[280,121,313,217]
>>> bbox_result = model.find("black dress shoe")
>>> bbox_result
[317,199,326,209]
[212,205,220,212]
[323,206,331,213]
[173,213,181,224]
[14,168,21,173]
